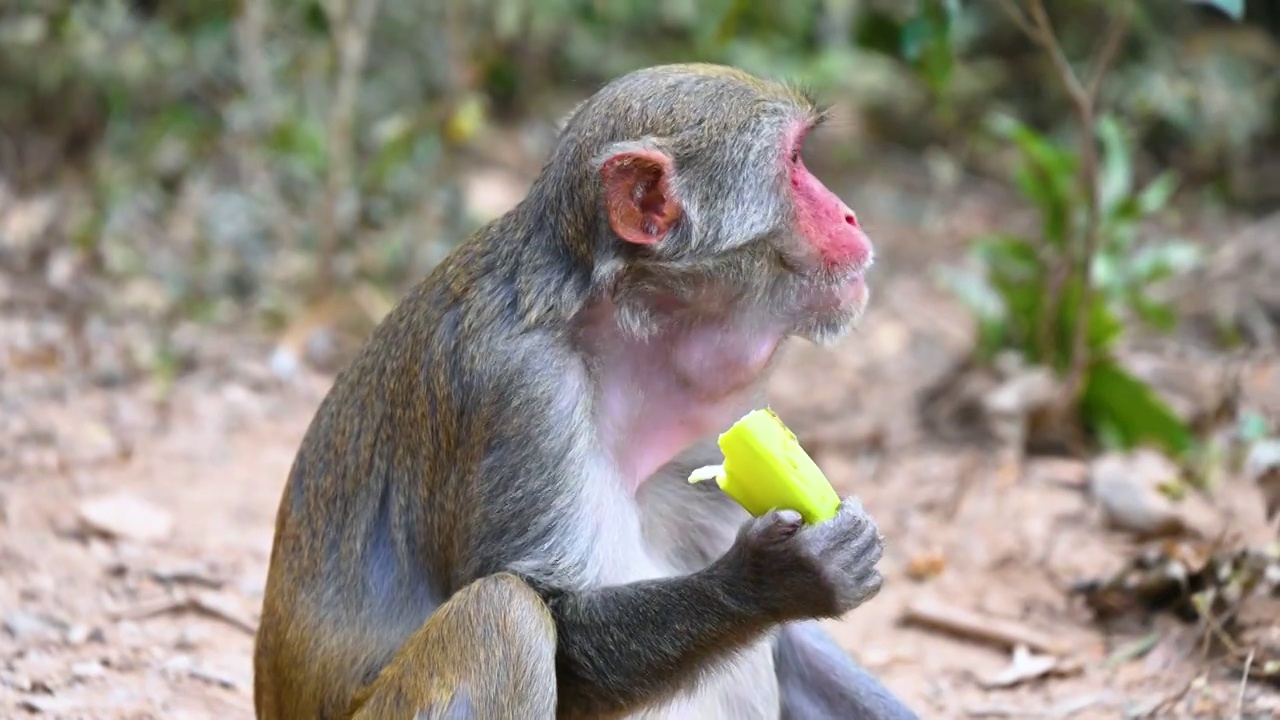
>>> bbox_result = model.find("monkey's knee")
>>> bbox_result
[444,572,558,649]
[349,573,558,720]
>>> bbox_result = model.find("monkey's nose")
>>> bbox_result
[819,223,872,272]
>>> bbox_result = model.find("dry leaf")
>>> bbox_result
[906,550,947,581]
[978,645,1061,689]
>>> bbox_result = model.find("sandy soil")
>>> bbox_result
[2,162,1279,719]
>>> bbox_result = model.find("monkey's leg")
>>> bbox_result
[348,572,558,720]
[774,621,919,720]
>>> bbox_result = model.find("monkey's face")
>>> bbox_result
[765,117,874,345]
[585,66,873,343]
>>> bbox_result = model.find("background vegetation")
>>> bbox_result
[2,0,1275,452]
[3,2,1280,713]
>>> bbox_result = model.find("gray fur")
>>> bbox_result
[254,63,916,720]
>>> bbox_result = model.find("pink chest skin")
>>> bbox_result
[586,315,784,492]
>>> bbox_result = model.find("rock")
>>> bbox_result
[58,420,126,466]
[17,695,78,714]
[1245,439,1280,520]
[64,624,102,646]
[3,610,66,642]
[1089,450,1219,538]
[77,493,174,544]
[69,660,105,680]
[0,670,33,692]
[1239,361,1280,417]
[161,654,195,676]
[1023,457,1090,488]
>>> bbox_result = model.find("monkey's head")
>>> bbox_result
[543,63,874,345]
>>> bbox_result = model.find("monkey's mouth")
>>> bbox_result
[802,269,869,314]
[835,273,868,308]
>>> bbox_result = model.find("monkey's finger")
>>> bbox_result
[823,514,883,574]
[810,496,874,543]
[751,509,804,543]
[857,569,885,602]
[835,496,866,518]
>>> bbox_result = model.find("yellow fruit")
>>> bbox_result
[689,408,840,524]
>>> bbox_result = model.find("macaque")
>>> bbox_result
[254,63,919,720]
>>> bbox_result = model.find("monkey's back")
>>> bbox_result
[253,224,627,717]
[253,226,784,719]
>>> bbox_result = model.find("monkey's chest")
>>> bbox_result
[578,452,782,720]
[591,517,780,719]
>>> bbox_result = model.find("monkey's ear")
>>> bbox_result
[599,149,681,246]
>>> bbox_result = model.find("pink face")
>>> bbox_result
[784,121,873,273]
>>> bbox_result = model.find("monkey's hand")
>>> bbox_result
[719,497,884,621]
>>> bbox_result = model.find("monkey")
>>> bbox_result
[253,63,921,720]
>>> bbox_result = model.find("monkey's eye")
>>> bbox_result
[790,149,800,164]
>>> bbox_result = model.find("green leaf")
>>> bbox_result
[1136,171,1179,215]
[1097,115,1133,219]
[1087,297,1125,351]
[1128,292,1179,332]
[971,233,1050,361]
[989,113,1077,247]
[899,17,932,62]
[1238,411,1269,442]
[1185,0,1245,21]
[1081,359,1196,457]
[936,266,1006,324]
[854,10,906,56]
[1057,277,1124,366]
[936,266,1008,357]
[1130,240,1203,284]
[266,117,327,174]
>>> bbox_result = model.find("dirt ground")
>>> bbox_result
[2,153,1279,719]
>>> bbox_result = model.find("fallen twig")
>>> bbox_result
[965,694,1108,719]
[902,598,1068,655]
[1235,648,1254,720]
[109,590,256,635]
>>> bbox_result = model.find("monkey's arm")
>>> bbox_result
[535,570,768,718]
[774,621,919,720]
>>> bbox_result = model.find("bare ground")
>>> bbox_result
[2,156,1279,719]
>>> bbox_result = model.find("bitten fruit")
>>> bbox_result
[690,408,840,524]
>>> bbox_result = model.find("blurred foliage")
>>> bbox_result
[922,0,1265,460]
[0,0,1275,387]
[941,112,1200,457]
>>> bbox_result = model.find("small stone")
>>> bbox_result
[1089,450,1220,538]
[0,670,33,692]
[161,654,195,676]
[64,624,103,646]
[4,610,66,642]
[77,493,174,544]
[1245,439,1280,520]
[17,695,78,714]
[69,660,105,680]
[174,624,209,651]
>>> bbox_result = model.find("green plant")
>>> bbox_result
[941,111,1201,456]
[926,0,1245,458]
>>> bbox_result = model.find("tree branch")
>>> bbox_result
[995,0,1133,413]
[315,0,382,293]
[1060,3,1131,406]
